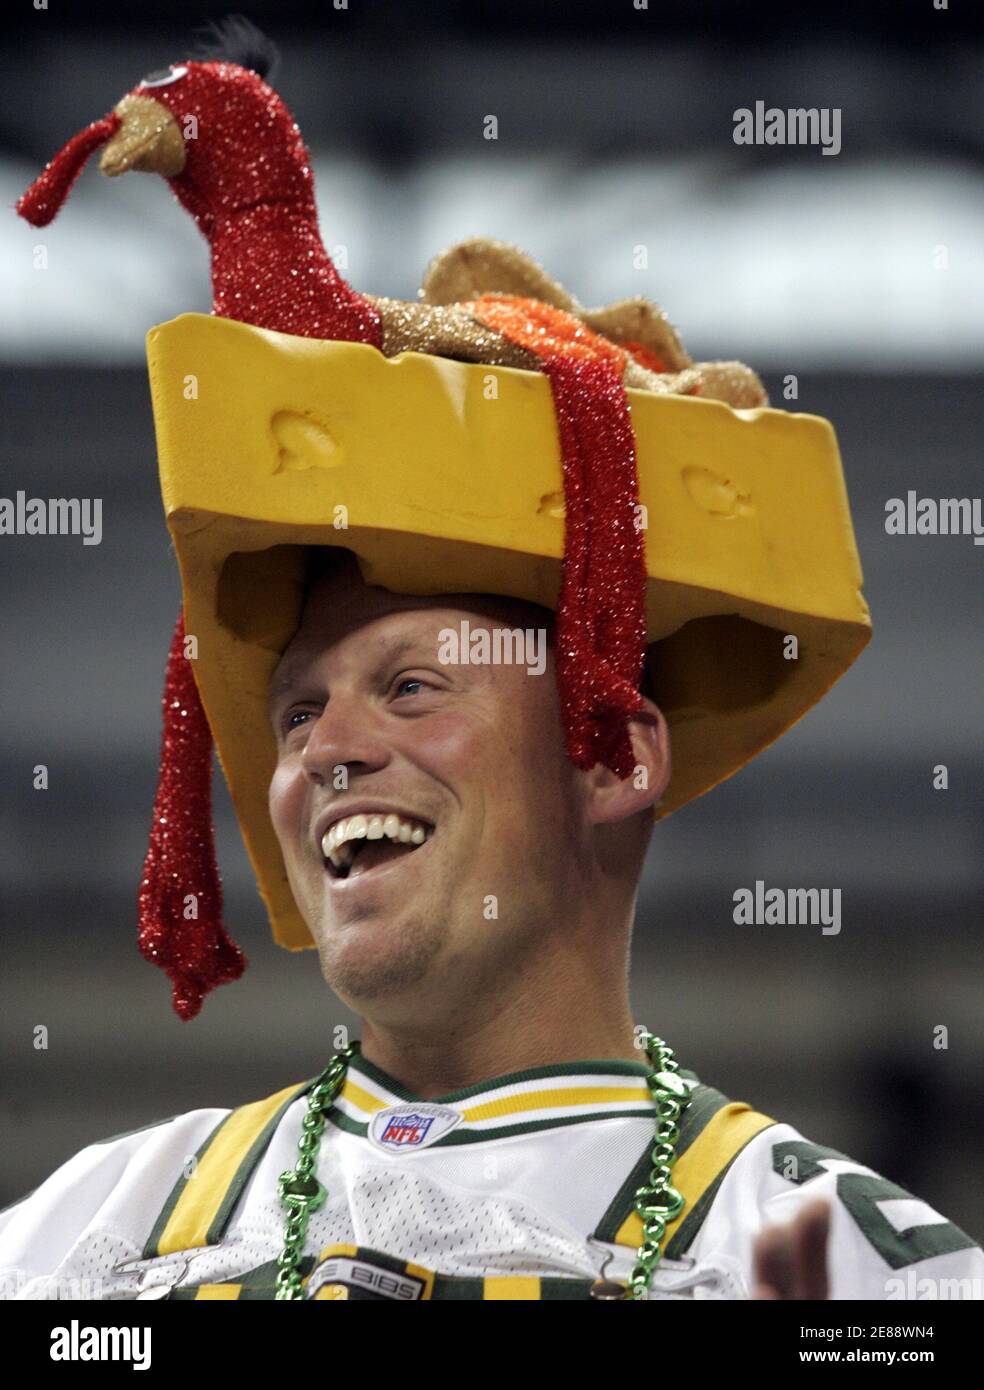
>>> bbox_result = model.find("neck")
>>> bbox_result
[356,906,642,1100]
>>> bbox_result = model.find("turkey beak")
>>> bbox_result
[99,94,186,178]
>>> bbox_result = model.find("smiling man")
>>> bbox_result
[5,534,979,1302]
[5,30,982,1302]
[263,545,841,1301]
[253,543,978,1303]
[266,546,661,1071]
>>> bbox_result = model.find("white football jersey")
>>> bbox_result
[2,1051,981,1300]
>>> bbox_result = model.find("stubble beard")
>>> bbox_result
[313,901,448,1004]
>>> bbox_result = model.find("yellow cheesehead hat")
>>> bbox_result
[152,238,871,954]
[17,32,870,1019]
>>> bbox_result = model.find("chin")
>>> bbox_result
[312,902,447,1006]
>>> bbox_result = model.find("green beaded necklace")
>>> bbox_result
[274,1029,693,1301]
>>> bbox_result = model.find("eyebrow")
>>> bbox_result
[266,634,434,716]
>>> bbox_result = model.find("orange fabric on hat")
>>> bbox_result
[461,295,628,373]
[622,340,667,375]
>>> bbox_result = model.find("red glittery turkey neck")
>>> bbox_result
[147,61,384,344]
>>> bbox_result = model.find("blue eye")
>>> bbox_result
[280,679,428,735]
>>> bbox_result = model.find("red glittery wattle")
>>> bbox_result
[137,611,247,1020]
[16,112,120,227]
[462,296,647,776]
[542,355,648,775]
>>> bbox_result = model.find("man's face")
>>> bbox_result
[267,551,590,1020]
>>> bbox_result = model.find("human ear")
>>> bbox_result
[582,695,671,826]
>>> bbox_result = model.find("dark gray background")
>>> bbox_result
[2,1,982,1249]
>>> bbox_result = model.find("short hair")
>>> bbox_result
[303,545,655,701]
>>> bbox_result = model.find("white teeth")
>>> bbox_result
[329,841,354,871]
[321,810,434,870]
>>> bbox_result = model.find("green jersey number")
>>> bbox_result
[771,1141,977,1269]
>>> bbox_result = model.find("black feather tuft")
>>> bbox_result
[192,14,281,83]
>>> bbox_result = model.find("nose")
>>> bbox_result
[299,691,391,787]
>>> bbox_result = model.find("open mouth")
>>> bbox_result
[321,812,435,882]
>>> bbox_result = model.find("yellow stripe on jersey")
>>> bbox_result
[336,1073,652,1125]
[483,1276,541,1299]
[154,1080,309,1256]
[338,1078,390,1115]
[404,1258,437,1299]
[463,1083,651,1122]
[316,1242,360,1259]
[614,1102,775,1251]
[146,1069,763,1291]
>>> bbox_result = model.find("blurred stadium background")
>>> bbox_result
[2,0,982,1247]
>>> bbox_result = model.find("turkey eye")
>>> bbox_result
[139,65,188,89]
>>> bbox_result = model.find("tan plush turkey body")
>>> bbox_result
[374,237,767,410]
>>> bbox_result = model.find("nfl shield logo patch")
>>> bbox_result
[368,1102,462,1153]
